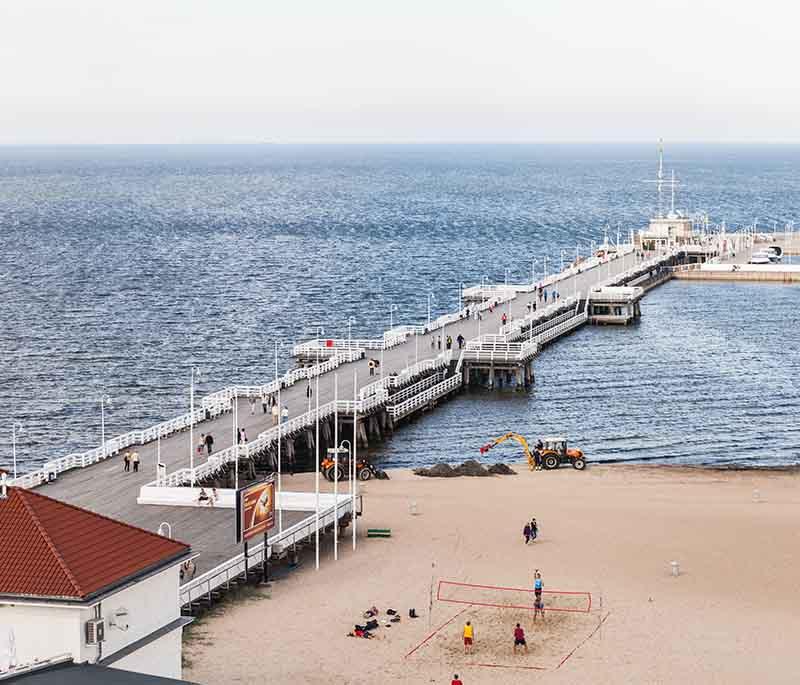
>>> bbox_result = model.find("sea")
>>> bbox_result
[1,143,798,471]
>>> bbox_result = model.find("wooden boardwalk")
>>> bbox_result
[34,248,645,574]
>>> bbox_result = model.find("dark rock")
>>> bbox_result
[454,460,491,477]
[488,463,517,475]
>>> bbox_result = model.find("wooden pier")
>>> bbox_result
[11,230,797,607]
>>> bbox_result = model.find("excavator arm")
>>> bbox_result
[479,432,535,470]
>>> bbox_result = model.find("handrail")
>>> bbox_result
[387,375,462,419]
[179,497,355,607]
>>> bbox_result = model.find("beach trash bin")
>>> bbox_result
[671,561,680,577]
[752,489,761,503]
[409,500,418,516]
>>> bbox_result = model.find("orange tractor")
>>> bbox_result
[479,433,586,471]
[321,447,377,481]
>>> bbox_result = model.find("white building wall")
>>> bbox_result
[1,563,183,679]
[111,628,183,681]
[0,603,81,667]
[88,565,181,663]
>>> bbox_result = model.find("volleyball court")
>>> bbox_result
[406,579,599,671]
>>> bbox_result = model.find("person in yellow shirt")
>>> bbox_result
[462,620,474,654]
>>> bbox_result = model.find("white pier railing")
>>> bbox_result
[387,374,462,419]
[179,493,357,608]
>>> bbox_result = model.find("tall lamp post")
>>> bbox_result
[427,292,436,329]
[99,394,112,459]
[531,258,537,285]
[389,303,399,331]
[11,422,23,479]
[347,317,356,347]
[189,367,202,487]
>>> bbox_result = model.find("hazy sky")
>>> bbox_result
[2,0,799,144]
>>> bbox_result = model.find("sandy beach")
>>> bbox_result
[184,464,800,685]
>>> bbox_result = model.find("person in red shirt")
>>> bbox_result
[451,675,463,685]
[513,623,528,654]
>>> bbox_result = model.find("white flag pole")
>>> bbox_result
[353,369,358,551]
[315,372,320,570]
[334,373,339,561]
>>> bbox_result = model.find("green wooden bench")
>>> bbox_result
[367,528,392,538]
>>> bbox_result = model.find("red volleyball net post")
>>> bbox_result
[437,579,592,614]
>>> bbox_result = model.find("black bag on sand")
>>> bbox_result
[409,608,418,618]
[390,616,401,623]
[365,619,379,631]
[386,609,397,615]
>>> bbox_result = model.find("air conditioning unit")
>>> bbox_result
[85,618,105,645]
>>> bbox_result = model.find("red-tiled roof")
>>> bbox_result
[0,487,190,601]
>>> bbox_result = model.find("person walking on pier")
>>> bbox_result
[272,403,279,425]
[249,396,257,415]
[502,312,507,326]
[456,333,465,350]
[205,432,214,455]
[446,335,453,350]
[123,451,131,472]
[281,405,289,424]
[431,335,435,350]
[131,451,140,473]
[368,359,376,376]
[261,394,268,414]
[437,336,442,350]
[543,290,548,303]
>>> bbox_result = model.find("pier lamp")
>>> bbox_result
[338,438,357,550]
[389,303,399,332]
[11,422,23,479]
[543,256,549,279]
[189,367,203,486]
[459,282,465,311]
[560,250,566,273]
[347,317,356,347]
[99,394,112,459]
[427,293,436,328]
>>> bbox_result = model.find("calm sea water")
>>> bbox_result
[1,144,798,469]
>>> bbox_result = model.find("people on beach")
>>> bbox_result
[462,621,474,654]
[123,451,131,472]
[523,522,531,544]
[451,675,463,685]
[131,451,140,472]
[534,570,543,601]
[513,623,528,654]
[205,432,214,455]
[530,517,538,541]
[534,596,545,621]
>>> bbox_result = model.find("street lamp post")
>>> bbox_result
[347,317,356,347]
[560,250,566,273]
[189,367,202,487]
[427,292,436,329]
[459,282,465,312]
[99,394,112,458]
[389,304,399,331]
[544,256,549,280]
[531,258,537,285]
[11,422,23,479]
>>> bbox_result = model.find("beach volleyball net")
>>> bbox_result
[437,580,592,614]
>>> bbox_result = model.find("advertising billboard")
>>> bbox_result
[235,477,275,543]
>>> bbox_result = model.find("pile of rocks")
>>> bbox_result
[413,460,516,478]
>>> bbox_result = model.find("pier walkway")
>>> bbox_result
[21,246,650,578]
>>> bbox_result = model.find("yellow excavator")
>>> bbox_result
[479,433,586,471]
